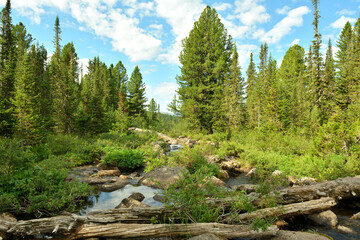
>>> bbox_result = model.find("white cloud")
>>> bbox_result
[154,0,205,64]
[291,39,300,46]
[213,2,232,12]
[255,6,310,44]
[8,0,162,62]
[237,44,258,69]
[276,6,290,15]
[330,16,356,29]
[234,0,270,26]
[336,9,356,16]
[154,82,178,97]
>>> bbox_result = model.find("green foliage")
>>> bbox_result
[102,149,144,169]
[162,170,226,223]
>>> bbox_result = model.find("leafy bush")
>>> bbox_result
[102,149,144,169]
[0,155,93,216]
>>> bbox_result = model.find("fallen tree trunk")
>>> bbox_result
[222,197,337,223]
[73,223,278,239]
[7,207,172,236]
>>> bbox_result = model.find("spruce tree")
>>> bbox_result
[223,45,245,130]
[110,61,128,110]
[177,6,232,133]
[167,94,182,117]
[309,0,324,117]
[336,21,353,109]
[320,39,336,122]
[13,51,42,144]
[127,66,147,119]
[278,44,307,129]
[245,53,258,128]
[148,98,158,127]
[0,0,16,135]
[114,84,130,133]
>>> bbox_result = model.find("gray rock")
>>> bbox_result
[350,211,360,220]
[205,155,221,164]
[187,233,224,240]
[115,198,150,209]
[307,210,338,228]
[128,192,145,202]
[337,225,357,234]
[97,180,129,192]
[97,169,121,177]
[217,170,230,180]
[139,166,189,189]
[270,230,330,240]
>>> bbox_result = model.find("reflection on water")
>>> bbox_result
[80,184,163,214]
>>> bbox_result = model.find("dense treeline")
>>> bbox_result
[0,0,174,145]
[172,3,360,157]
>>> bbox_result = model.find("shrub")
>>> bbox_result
[102,149,144,169]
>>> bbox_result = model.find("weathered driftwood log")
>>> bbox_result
[212,176,360,207]
[73,223,279,239]
[222,197,337,223]
[7,207,172,236]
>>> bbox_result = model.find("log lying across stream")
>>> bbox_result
[1,176,359,239]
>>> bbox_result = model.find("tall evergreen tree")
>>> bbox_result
[110,61,128,110]
[177,6,232,133]
[223,45,245,130]
[335,21,353,109]
[127,66,147,119]
[309,0,324,115]
[0,0,16,135]
[148,98,158,127]
[245,53,258,128]
[320,39,336,122]
[13,51,42,144]
[278,44,307,129]
[167,94,182,117]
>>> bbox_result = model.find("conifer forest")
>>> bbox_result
[1,0,360,239]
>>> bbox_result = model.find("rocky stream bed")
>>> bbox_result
[1,131,360,240]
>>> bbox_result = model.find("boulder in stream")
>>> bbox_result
[139,166,189,189]
[306,210,338,228]
[115,192,149,208]
[97,179,129,192]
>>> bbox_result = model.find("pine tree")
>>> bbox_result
[177,6,232,133]
[148,98,158,127]
[320,39,336,122]
[110,61,128,110]
[0,0,16,135]
[12,51,42,144]
[114,84,130,133]
[347,18,360,105]
[245,53,258,128]
[127,66,147,119]
[223,45,245,130]
[278,44,307,129]
[309,0,324,114]
[263,55,279,130]
[256,43,269,128]
[335,21,352,109]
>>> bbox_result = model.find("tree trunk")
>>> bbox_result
[222,197,337,223]
[73,223,278,239]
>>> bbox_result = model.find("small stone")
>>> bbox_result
[307,210,338,228]
[97,169,121,177]
[246,168,257,177]
[288,176,297,185]
[217,170,230,180]
[337,225,356,235]
[350,212,360,220]
[119,175,130,180]
[272,170,283,176]
[205,155,221,164]
[272,230,330,240]
[210,176,226,187]
[275,220,288,228]
[128,192,145,202]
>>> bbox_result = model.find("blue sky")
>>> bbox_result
[1,0,360,113]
